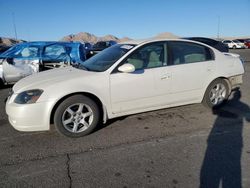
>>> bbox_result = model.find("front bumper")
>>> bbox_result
[6,96,54,132]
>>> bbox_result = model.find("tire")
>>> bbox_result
[0,79,4,88]
[233,45,236,49]
[202,79,230,108]
[54,95,100,138]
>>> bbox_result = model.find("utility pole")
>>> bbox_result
[12,12,17,40]
[217,16,220,39]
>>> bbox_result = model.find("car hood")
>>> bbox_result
[13,66,97,93]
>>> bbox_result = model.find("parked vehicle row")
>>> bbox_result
[184,37,250,50]
[6,38,245,138]
[237,39,250,49]
[222,39,249,49]
[0,41,87,86]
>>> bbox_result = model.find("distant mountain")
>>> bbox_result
[153,32,179,39]
[61,32,180,44]
[61,32,131,43]
[0,37,25,46]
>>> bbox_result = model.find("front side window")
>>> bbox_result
[18,46,39,58]
[122,43,165,70]
[169,41,213,65]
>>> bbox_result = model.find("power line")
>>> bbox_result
[217,16,220,39]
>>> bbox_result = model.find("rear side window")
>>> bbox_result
[169,41,213,65]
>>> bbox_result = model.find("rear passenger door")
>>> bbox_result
[168,41,215,102]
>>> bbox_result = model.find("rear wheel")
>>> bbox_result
[203,79,230,108]
[54,95,100,138]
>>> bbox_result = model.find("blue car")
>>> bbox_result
[0,41,87,85]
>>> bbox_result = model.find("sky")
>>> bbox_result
[0,0,249,41]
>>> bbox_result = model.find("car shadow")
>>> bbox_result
[95,115,129,132]
[200,89,250,188]
[0,84,13,90]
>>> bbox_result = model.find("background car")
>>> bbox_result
[6,39,245,138]
[236,39,250,49]
[222,40,245,49]
[0,41,87,85]
[244,39,250,49]
[184,37,229,52]
[89,40,117,56]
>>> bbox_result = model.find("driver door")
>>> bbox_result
[41,44,71,71]
[110,42,170,114]
[3,46,40,83]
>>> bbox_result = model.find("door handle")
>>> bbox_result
[161,74,171,80]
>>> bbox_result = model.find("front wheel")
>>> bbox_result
[203,79,230,108]
[0,79,4,88]
[54,95,100,138]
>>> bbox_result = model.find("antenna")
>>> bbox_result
[12,12,18,40]
[217,16,220,39]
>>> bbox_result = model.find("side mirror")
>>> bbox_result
[118,63,135,73]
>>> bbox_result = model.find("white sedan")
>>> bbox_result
[6,39,245,137]
[222,40,246,49]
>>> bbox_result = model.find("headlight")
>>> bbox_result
[14,89,43,104]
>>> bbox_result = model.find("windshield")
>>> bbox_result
[0,43,39,58]
[233,40,241,43]
[0,44,22,57]
[80,44,135,72]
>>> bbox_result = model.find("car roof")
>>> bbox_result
[18,41,83,46]
[119,38,207,45]
[183,37,217,41]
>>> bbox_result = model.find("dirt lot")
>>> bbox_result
[0,49,250,187]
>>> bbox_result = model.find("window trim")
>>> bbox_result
[167,41,215,66]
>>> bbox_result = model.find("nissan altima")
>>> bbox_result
[5,39,245,137]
